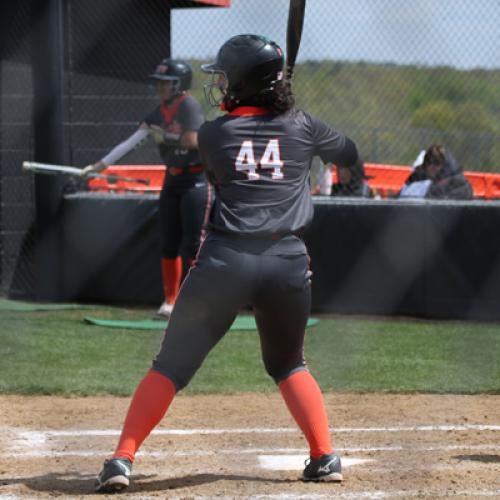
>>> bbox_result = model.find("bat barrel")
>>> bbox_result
[286,0,306,82]
[23,161,151,185]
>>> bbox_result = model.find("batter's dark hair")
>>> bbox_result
[224,80,295,115]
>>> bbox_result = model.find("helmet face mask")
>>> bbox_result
[201,34,284,108]
[202,70,228,108]
[150,59,192,97]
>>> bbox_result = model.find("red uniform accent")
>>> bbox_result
[161,257,183,304]
[167,164,204,176]
[279,370,334,459]
[228,106,271,116]
[159,95,187,123]
[114,369,176,462]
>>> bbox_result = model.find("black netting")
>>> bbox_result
[1,0,499,300]
[1,0,36,298]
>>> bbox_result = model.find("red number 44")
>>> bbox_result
[235,139,284,180]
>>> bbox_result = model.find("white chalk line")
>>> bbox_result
[231,492,500,499]
[259,455,371,470]
[254,492,500,499]
[7,443,500,458]
[4,425,500,499]
[7,424,500,457]
[13,423,500,441]
[2,489,500,500]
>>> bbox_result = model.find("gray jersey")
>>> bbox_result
[144,95,204,172]
[198,106,357,237]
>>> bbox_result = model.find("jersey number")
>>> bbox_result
[235,139,284,180]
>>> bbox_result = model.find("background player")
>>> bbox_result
[82,59,212,318]
[94,34,359,493]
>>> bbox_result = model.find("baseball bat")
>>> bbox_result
[22,161,150,185]
[286,0,306,82]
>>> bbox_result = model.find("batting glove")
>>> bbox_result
[149,125,180,146]
[80,162,105,178]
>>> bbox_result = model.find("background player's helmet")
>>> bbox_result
[201,34,284,106]
[150,59,192,95]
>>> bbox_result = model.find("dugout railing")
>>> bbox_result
[86,164,500,200]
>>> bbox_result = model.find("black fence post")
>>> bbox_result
[31,0,65,301]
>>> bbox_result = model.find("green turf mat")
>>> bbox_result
[0,299,89,312]
[84,315,319,331]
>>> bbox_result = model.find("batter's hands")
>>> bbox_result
[149,125,180,146]
[80,161,106,179]
[149,125,166,144]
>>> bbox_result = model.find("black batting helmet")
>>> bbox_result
[201,34,284,105]
[150,59,192,94]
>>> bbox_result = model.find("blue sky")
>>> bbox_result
[172,0,499,69]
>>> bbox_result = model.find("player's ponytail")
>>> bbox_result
[261,80,295,114]
[222,81,295,115]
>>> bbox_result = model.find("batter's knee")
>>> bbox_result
[161,238,181,259]
[267,363,307,384]
[159,226,182,258]
[162,248,180,259]
[151,361,196,392]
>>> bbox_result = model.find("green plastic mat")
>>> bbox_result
[84,315,319,331]
[0,299,89,312]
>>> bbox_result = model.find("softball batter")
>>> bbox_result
[95,34,359,493]
[82,59,212,318]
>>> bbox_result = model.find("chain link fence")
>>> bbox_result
[1,1,36,298]
[1,0,499,299]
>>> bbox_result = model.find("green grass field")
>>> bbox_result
[1,303,499,395]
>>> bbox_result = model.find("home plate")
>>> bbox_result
[258,455,372,471]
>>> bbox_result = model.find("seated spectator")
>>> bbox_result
[397,150,429,197]
[406,149,427,183]
[331,156,373,198]
[316,160,333,195]
[399,144,473,200]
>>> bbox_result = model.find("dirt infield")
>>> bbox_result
[1,393,499,498]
